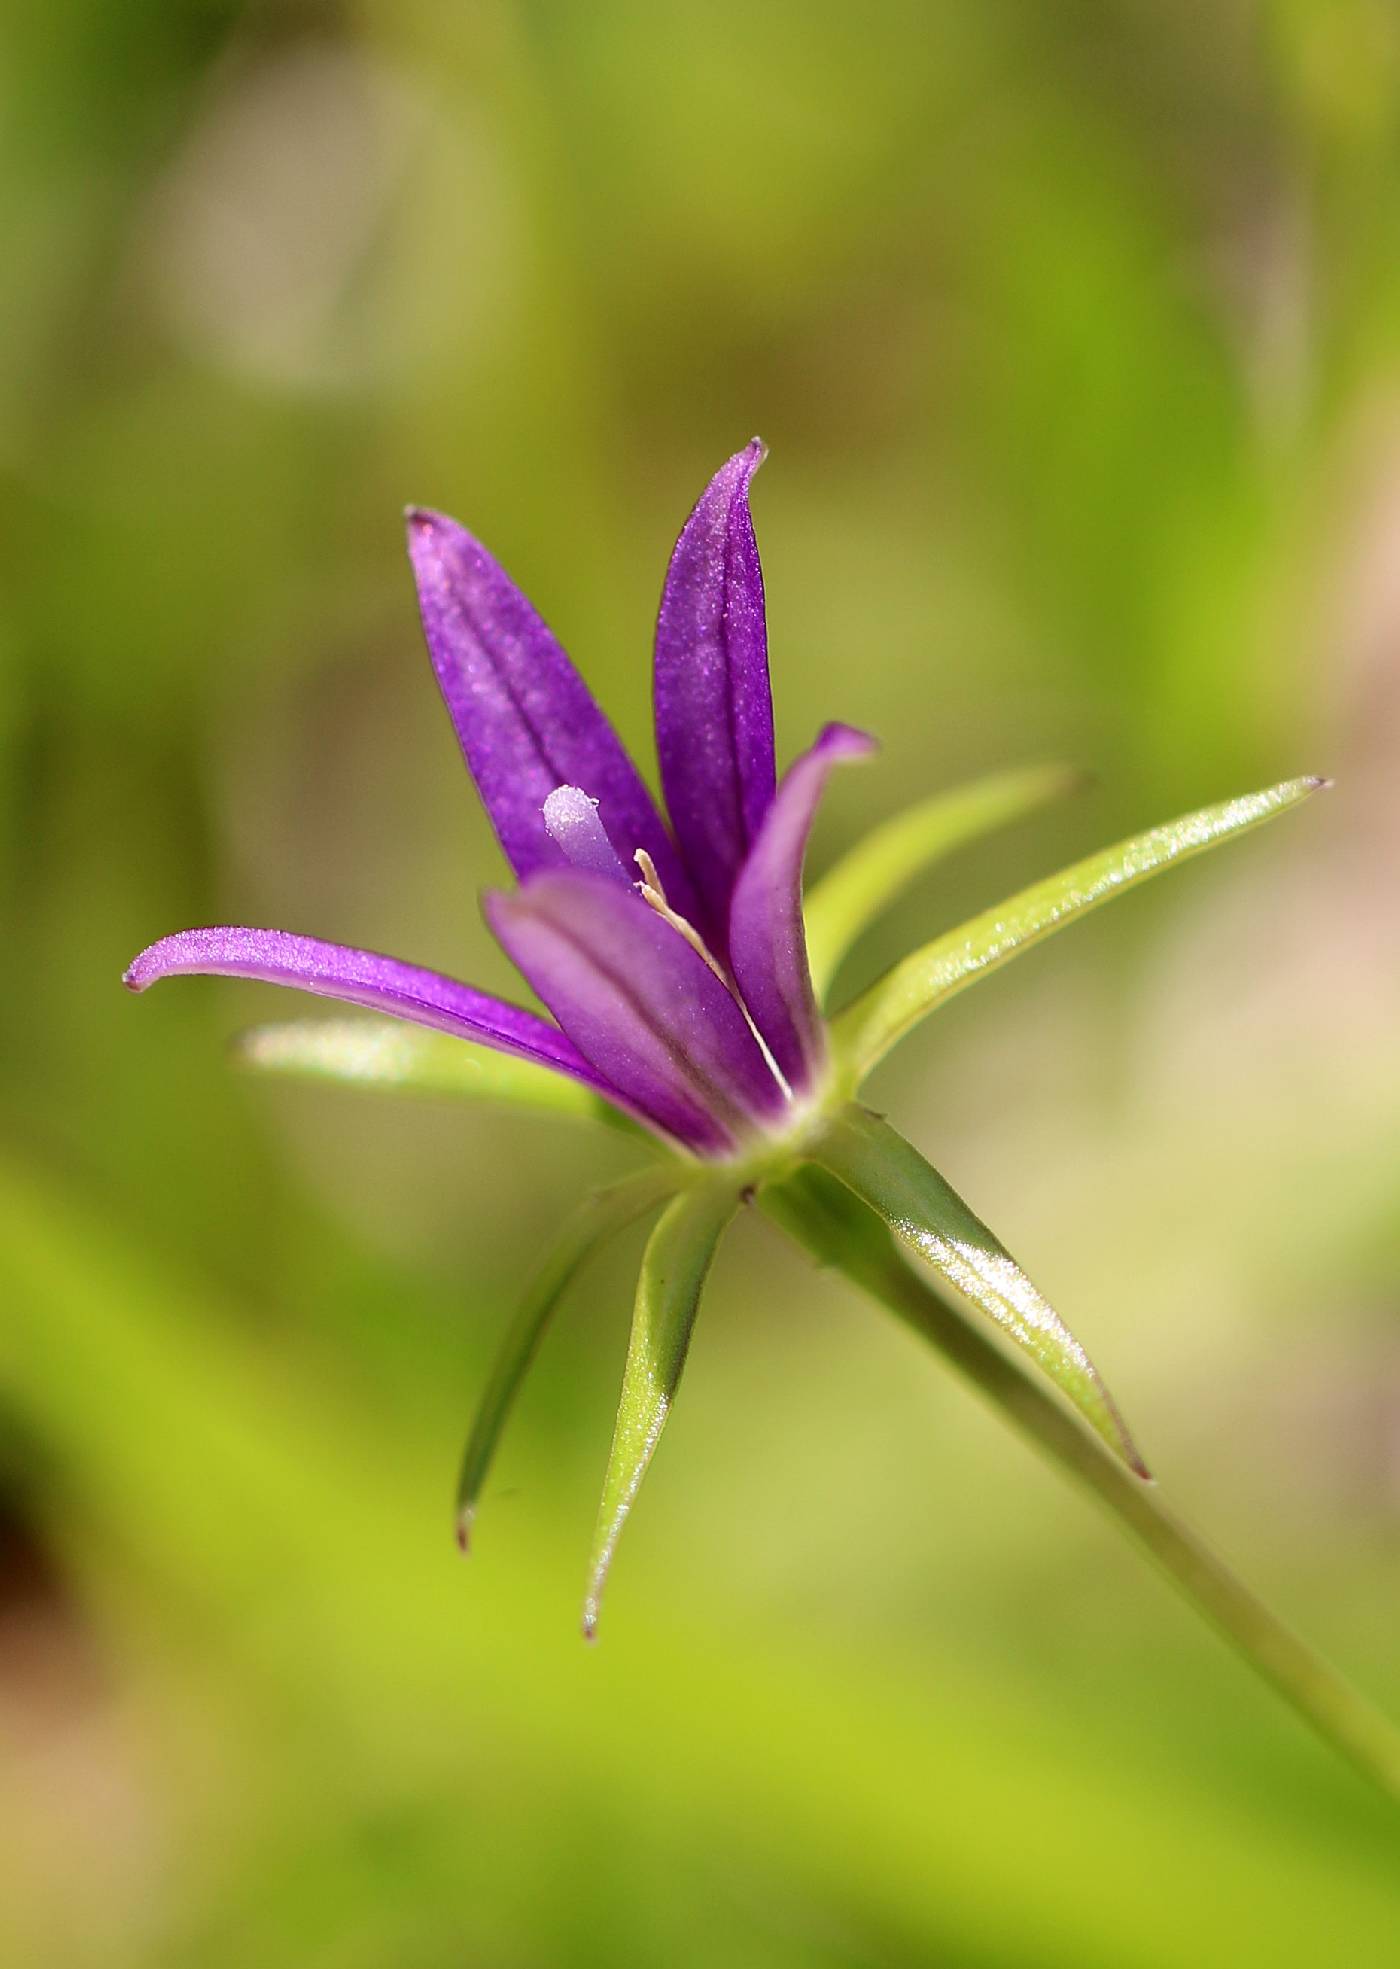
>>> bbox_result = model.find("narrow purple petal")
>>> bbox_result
[123,926,611,1092]
[542,785,629,882]
[729,724,878,1089]
[653,441,775,945]
[407,508,695,913]
[486,872,786,1156]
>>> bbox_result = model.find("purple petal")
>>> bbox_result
[729,724,878,1089]
[123,926,611,1091]
[653,441,775,945]
[542,785,629,882]
[407,508,695,913]
[486,871,786,1157]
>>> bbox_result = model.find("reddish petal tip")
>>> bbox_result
[404,504,450,540]
[816,721,880,760]
[454,1511,472,1556]
[123,947,157,992]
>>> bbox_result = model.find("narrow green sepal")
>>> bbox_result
[582,1181,740,1639]
[804,762,1084,1000]
[812,1106,1148,1476]
[235,1016,637,1132]
[455,1165,678,1550]
[760,1164,1400,1801]
[833,776,1327,1079]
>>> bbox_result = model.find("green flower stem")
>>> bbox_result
[763,1164,1400,1800]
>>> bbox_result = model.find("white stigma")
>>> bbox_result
[542,785,628,880]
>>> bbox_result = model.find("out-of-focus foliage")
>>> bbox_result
[4,2,1400,1962]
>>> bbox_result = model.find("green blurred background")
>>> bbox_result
[4,1,1400,1962]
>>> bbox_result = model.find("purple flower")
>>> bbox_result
[127,443,869,1161]
[125,443,1321,1635]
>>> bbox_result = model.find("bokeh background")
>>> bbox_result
[4,2,1400,1962]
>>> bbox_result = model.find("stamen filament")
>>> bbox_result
[633,850,794,1102]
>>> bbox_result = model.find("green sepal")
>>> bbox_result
[812,1105,1147,1475]
[804,762,1083,1000]
[455,1165,679,1549]
[832,776,1326,1079]
[582,1180,740,1639]
[235,1017,638,1133]
[761,1163,1400,1800]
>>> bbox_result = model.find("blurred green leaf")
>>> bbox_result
[833,777,1326,1076]
[804,762,1083,999]
[582,1180,739,1638]
[813,1106,1147,1475]
[236,1016,637,1131]
[455,1164,678,1549]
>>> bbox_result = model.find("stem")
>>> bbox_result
[764,1165,1400,1801]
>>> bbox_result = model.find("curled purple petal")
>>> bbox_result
[486,871,786,1156]
[123,926,611,1092]
[729,724,878,1089]
[653,441,775,945]
[407,508,695,913]
[542,785,629,883]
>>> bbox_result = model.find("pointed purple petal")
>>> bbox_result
[407,508,695,912]
[729,724,878,1089]
[542,785,630,882]
[486,872,786,1157]
[123,926,611,1091]
[653,441,775,944]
